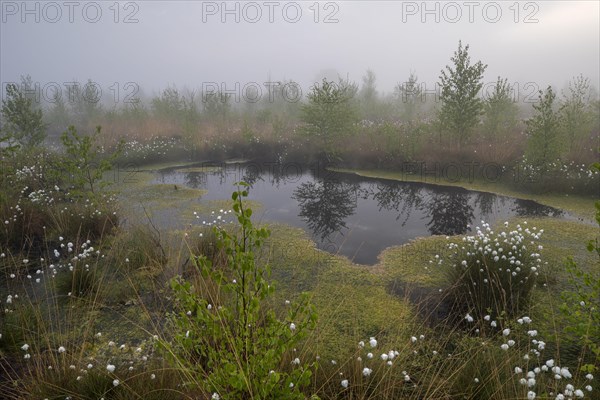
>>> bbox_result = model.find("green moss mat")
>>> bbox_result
[124,184,207,202]
[263,224,417,361]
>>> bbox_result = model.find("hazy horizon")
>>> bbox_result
[2,1,599,106]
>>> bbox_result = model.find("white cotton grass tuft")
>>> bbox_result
[435,220,545,318]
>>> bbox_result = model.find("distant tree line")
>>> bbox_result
[2,41,599,173]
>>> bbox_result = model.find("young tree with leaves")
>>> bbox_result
[151,86,183,120]
[203,90,231,121]
[359,69,379,119]
[394,72,422,127]
[483,77,519,142]
[525,86,563,168]
[1,82,46,148]
[300,78,358,158]
[181,89,200,136]
[438,41,487,146]
[166,184,317,399]
[67,79,103,128]
[60,125,123,195]
[393,73,425,157]
[560,74,593,151]
[46,86,71,137]
[19,75,41,110]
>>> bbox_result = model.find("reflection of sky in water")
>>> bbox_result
[154,163,573,265]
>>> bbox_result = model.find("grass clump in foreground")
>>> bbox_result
[443,220,543,320]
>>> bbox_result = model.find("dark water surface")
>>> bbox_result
[154,162,574,265]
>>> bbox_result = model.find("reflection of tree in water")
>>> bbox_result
[207,164,264,187]
[213,167,231,186]
[473,191,497,218]
[422,192,474,235]
[268,163,300,189]
[512,199,564,218]
[292,180,359,240]
[368,182,425,226]
[240,164,263,186]
[241,163,304,189]
[184,172,207,189]
[227,163,301,189]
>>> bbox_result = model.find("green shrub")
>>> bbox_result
[0,82,46,148]
[60,125,123,196]
[164,183,317,399]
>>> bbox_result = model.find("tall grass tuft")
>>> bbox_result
[441,220,543,321]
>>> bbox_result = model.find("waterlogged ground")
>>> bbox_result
[113,161,599,363]
[149,161,583,265]
[3,159,597,399]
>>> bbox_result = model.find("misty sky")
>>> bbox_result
[1,1,599,105]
